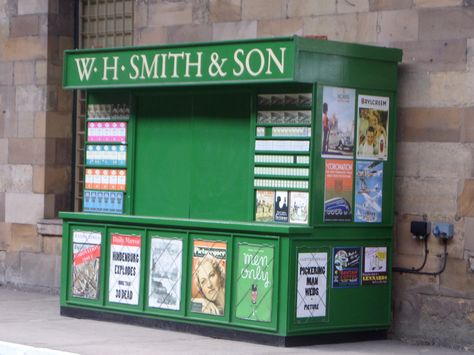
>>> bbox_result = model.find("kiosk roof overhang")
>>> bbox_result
[63,36,402,90]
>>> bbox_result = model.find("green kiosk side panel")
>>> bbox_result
[287,237,392,335]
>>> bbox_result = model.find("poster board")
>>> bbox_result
[235,244,274,322]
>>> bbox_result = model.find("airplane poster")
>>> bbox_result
[354,161,383,223]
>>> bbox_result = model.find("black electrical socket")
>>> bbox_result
[410,221,430,239]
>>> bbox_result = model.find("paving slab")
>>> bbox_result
[0,287,468,355]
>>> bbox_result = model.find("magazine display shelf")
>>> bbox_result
[61,36,402,346]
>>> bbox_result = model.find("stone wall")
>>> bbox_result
[133,0,474,349]
[0,0,73,292]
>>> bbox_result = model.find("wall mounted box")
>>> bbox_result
[60,37,402,345]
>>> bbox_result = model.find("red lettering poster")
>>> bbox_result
[108,233,141,305]
[72,231,102,300]
[324,159,353,222]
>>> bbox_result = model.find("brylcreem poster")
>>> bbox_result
[356,95,389,161]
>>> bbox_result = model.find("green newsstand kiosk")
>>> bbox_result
[60,36,402,346]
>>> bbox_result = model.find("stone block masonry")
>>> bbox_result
[0,0,74,293]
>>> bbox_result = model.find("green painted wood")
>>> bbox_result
[59,212,314,235]
[134,94,192,218]
[189,92,251,221]
[133,89,252,221]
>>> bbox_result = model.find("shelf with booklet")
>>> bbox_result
[254,91,313,225]
[83,189,124,214]
[86,121,128,144]
[83,168,127,215]
[87,103,131,121]
[85,144,127,168]
[84,168,127,191]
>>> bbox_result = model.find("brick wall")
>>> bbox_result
[0,0,73,292]
[132,0,474,348]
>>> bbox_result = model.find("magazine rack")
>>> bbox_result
[60,37,402,346]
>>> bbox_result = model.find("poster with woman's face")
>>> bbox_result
[356,95,390,161]
[321,86,356,159]
[190,240,227,316]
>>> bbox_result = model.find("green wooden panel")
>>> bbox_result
[133,94,192,218]
[190,92,251,221]
[296,52,398,91]
[288,238,391,334]
[134,90,251,221]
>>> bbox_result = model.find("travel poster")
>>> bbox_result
[296,252,328,318]
[72,231,102,299]
[108,234,141,305]
[255,190,275,222]
[332,247,361,288]
[191,240,227,316]
[274,190,289,222]
[356,95,389,161]
[324,160,353,222]
[235,244,274,322]
[321,86,356,158]
[289,191,309,224]
[355,161,383,223]
[362,247,388,285]
[148,237,183,310]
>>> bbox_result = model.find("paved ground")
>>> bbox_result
[0,287,469,355]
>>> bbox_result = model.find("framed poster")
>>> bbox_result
[108,234,141,305]
[255,190,275,222]
[235,244,274,322]
[321,86,356,158]
[274,190,289,223]
[190,240,227,316]
[356,95,389,160]
[148,237,183,310]
[71,231,102,300]
[289,191,309,224]
[296,252,328,318]
[362,247,388,285]
[324,160,353,222]
[332,247,361,288]
[355,161,383,223]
